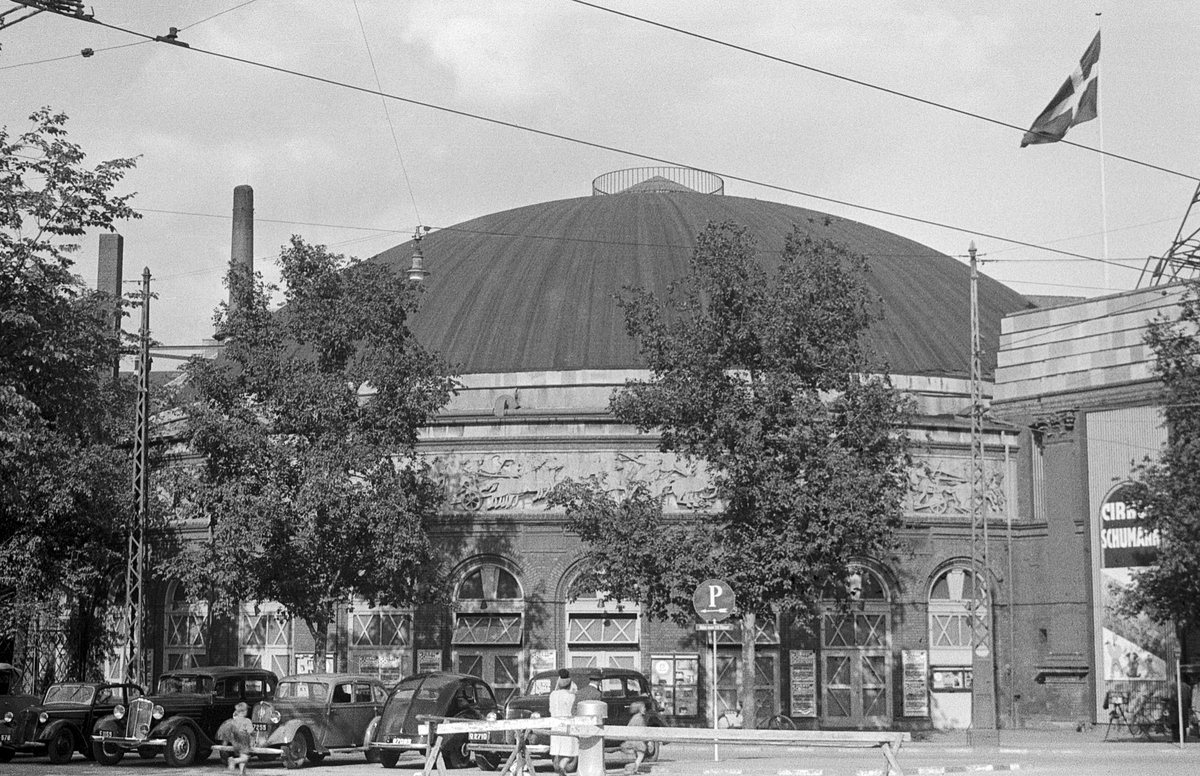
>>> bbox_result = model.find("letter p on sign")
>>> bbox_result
[693,579,735,622]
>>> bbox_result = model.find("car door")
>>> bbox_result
[325,681,362,747]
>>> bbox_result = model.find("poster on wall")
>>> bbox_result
[1099,485,1171,689]
[417,649,442,673]
[902,649,930,717]
[789,649,817,718]
[529,649,557,675]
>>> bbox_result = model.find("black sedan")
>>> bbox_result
[369,673,500,769]
[1,682,144,764]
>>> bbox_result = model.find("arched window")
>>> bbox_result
[565,574,643,671]
[164,582,207,670]
[452,561,524,705]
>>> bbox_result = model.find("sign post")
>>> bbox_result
[694,579,735,763]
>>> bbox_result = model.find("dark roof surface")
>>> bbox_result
[372,191,1031,377]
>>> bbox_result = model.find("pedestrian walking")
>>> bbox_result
[621,700,649,774]
[549,671,578,776]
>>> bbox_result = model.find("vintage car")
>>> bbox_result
[369,672,501,770]
[91,666,277,767]
[1,681,144,763]
[0,663,39,730]
[225,672,387,769]
[470,667,665,769]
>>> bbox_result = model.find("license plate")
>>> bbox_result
[390,737,412,745]
[99,731,113,738]
[253,723,268,732]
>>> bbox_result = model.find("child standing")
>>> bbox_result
[620,701,649,774]
[217,701,254,773]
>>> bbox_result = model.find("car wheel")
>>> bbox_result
[47,728,76,764]
[92,739,124,766]
[164,727,197,767]
[644,720,665,762]
[306,750,326,763]
[137,745,158,759]
[443,734,471,769]
[0,747,14,763]
[282,733,310,769]
[364,718,381,763]
[380,749,401,769]
[474,751,500,771]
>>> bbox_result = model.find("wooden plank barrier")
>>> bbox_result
[422,718,910,776]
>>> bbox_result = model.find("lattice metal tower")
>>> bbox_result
[1139,183,1200,287]
[968,244,997,730]
[124,268,152,686]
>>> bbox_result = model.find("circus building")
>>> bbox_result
[138,167,1116,732]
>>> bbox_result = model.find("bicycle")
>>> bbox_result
[1126,695,1171,741]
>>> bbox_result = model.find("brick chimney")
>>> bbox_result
[97,233,123,381]
[229,184,254,313]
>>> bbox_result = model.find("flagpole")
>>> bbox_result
[1096,14,1110,290]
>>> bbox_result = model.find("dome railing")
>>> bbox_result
[592,167,724,196]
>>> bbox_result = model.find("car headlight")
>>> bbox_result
[3,711,13,723]
[39,711,50,724]
[485,711,498,722]
[529,712,541,719]
[152,705,165,720]
[270,710,281,724]
[114,704,125,720]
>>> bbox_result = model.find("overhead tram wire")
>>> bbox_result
[1,0,257,71]
[568,0,1199,184]
[135,207,1159,268]
[351,0,423,226]
[38,12,1135,274]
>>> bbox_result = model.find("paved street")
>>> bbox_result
[3,730,1196,776]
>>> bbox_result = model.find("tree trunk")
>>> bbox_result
[741,611,757,729]
[307,616,329,673]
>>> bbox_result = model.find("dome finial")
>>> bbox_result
[407,225,431,282]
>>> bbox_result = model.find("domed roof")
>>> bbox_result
[371,188,1030,378]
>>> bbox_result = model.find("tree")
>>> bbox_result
[550,222,912,725]
[161,236,456,669]
[0,108,141,681]
[1123,280,1200,650]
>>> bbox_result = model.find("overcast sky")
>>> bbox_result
[3,1,1197,364]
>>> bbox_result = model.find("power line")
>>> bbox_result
[350,0,422,226]
[33,10,1137,272]
[568,0,1199,184]
[178,0,261,32]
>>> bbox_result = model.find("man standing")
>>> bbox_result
[574,670,603,706]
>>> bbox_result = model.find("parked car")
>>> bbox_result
[230,672,387,769]
[1,681,144,764]
[91,666,277,767]
[369,672,501,770]
[471,667,666,770]
[0,663,39,733]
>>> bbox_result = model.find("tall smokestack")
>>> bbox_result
[97,232,124,381]
[229,184,254,314]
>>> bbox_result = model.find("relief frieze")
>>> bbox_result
[423,450,1010,520]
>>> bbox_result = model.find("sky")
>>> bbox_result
[2,1,1198,367]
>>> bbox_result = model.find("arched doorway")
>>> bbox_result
[928,565,984,729]
[820,565,892,728]
[451,561,524,706]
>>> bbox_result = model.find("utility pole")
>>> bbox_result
[968,243,997,733]
[124,267,152,686]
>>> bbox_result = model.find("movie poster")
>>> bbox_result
[1098,485,1170,688]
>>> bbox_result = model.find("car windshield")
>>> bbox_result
[156,675,212,695]
[43,684,96,705]
[276,681,329,700]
